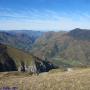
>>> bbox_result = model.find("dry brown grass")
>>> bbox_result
[0,68,90,90]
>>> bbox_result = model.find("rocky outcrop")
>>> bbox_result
[18,57,57,73]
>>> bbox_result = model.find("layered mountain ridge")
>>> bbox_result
[0,28,90,68]
[0,30,43,52]
[31,28,90,67]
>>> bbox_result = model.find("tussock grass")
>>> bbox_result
[0,68,90,90]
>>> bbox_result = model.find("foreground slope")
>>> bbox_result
[0,43,56,72]
[0,68,90,90]
[0,43,36,72]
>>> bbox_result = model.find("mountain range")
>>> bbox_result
[0,30,43,51]
[32,28,90,67]
[0,28,90,69]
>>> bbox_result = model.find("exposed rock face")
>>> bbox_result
[18,57,56,73]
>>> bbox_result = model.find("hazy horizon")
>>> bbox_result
[0,28,90,32]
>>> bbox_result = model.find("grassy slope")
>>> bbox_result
[7,46,34,67]
[0,68,90,90]
[0,44,57,72]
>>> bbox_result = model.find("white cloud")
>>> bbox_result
[0,8,90,31]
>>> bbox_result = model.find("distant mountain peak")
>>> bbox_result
[68,28,90,41]
[73,28,81,30]
[71,28,90,32]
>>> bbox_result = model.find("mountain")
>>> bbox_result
[31,28,90,67]
[0,30,43,52]
[69,28,90,41]
[0,29,90,68]
[0,43,56,72]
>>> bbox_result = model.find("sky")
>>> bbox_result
[0,0,90,31]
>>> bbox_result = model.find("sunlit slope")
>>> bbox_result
[0,43,56,72]
[0,44,36,71]
[0,68,90,90]
[7,46,34,67]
